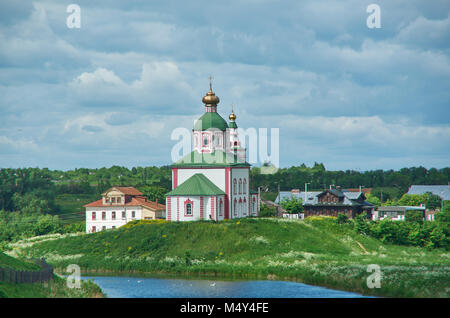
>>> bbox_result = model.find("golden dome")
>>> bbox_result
[202,89,220,105]
[229,110,236,121]
[202,76,220,105]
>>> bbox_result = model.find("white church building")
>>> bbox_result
[165,81,260,221]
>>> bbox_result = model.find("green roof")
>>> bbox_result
[166,173,226,196]
[172,150,250,167]
[228,121,237,129]
[194,112,229,131]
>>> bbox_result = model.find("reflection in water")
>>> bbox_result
[81,276,369,298]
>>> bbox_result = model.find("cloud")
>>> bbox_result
[0,0,449,170]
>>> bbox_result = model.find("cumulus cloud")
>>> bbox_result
[0,0,449,170]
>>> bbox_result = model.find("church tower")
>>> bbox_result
[165,78,260,221]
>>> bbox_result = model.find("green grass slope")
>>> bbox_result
[10,217,450,298]
[0,251,103,298]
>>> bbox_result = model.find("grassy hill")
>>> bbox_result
[8,217,450,298]
[0,251,103,298]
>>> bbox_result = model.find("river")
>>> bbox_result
[81,276,370,298]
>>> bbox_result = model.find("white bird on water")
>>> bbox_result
[210,282,216,287]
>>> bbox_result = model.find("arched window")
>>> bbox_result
[219,199,223,216]
[239,179,242,194]
[243,179,247,194]
[184,199,193,217]
[233,179,237,195]
[252,197,256,213]
[234,199,237,216]
[243,198,247,215]
[239,198,242,215]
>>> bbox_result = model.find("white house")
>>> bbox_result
[165,81,260,221]
[373,206,426,221]
[84,186,165,233]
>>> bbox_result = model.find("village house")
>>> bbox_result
[84,186,165,233]
[303,187,374,219]
[373,205,426,221]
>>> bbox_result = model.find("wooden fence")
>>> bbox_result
[0,258,53,284]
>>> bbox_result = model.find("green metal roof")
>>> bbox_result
[172,150,250,167]
[194,112,229,131]
[166,173,226,196]
[228,121,238,129]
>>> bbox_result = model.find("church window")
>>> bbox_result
[233,179,237,195]
[239,179,242,194]
[243,198,247,215]
[186,203,192,215]
[234,199,237,216]
[219,199,223,216]
[92,212,96,220]
[243,179,247,194]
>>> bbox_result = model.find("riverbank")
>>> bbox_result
[0,251,104,298]
[7,217,450,298]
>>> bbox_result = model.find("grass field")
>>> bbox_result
[7,217,450,298]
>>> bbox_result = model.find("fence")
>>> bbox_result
[0,258,53,284]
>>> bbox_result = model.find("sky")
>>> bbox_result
[0,0,449,171]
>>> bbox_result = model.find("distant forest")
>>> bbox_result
[0,164,449,213]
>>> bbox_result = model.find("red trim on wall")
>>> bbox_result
[225,167,230,219]
[167,197,171,221]
[173,168,178,188]
[211,196,215,221]
[200,197,204,219]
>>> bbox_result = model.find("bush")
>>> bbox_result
[337,213,349,224]
[259,204,277,217]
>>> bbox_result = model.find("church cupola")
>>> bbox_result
[202,76,220,112]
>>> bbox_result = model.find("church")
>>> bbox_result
[165,80,260,221]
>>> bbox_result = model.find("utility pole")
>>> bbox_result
[304,182,310,202]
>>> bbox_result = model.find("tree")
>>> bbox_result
[280,197,304,214]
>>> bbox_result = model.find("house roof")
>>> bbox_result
[378,206,426,213]
[171,150,250,168]
[166,173,226,196]
[101,186,143,196]
[407,185,450,201]
[84,197,165,211]
[343,188,372,194]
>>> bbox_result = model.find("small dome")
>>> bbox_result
[229,110,236,121]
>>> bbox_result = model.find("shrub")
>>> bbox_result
[337,213,349,224]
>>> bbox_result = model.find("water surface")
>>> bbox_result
[81,276,369,298]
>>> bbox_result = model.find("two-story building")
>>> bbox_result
[84,186,165,233]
